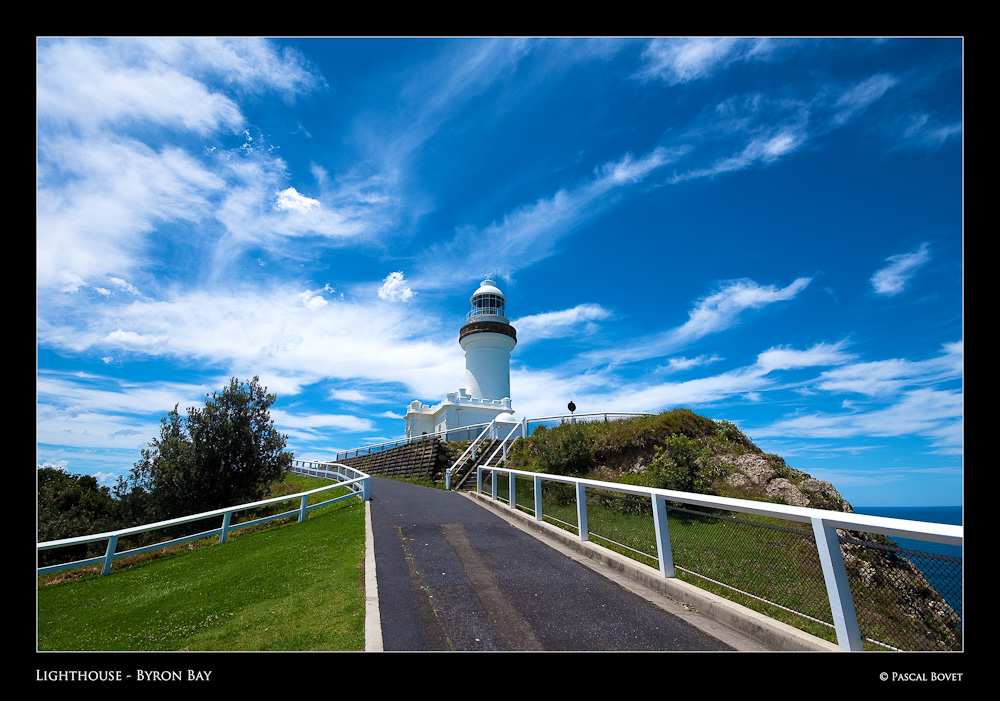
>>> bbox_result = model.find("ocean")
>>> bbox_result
[852,505,962,618]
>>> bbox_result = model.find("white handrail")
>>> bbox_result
[476,463,962,651]
[334,422,495,462]
[37,462,370,577]
[446,420,496,484]
[526,412,654,427]
[483,420,524,467]
[336,412,651,466]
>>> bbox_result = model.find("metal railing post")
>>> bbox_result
[298,495,309,523]
[101,535,118,576]
[652,495,674,577]
[534,476,543,521]
[219,511,232,544]
[811,517,864,651]
[576,483,589,541]
[508,470,516,508]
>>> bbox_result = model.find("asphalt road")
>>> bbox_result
[368,477,734,652]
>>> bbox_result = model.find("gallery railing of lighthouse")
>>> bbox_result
[471,436,962,652]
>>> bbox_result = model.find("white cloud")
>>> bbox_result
[871,242,931,296]
[36,38,323,137]
[635,37,777,85]
[377,271,416,302]
[815,340,962,397]
[754,388,962,453]
[513,304,612,343]
[755,340,855,373]
[330,389,369,403]
[416,146,682,288]
[275,187,321,213]
[899,112,962,149]
[679,277,812,342]
[37,137,226,292]
[104,329,167,351]
[270,409,374,434]
[109,277,141,295]
[37,38,243,136]
[37,284,462,402]
[588,277,812,366]
[661,355,724,374]
[832,73,898,125]
[744,342,963,454]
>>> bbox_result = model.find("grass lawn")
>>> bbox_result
[37,475,367,651]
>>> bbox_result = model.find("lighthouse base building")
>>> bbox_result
[404,278,518,440]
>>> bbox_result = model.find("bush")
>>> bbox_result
[519,422,595,476]
[646,434,711,494]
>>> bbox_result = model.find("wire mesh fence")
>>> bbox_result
[487,471,962,651]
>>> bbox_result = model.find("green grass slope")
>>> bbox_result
[37,475,366,652]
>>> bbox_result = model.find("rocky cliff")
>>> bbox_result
[506,408,961,650]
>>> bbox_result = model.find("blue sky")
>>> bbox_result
[36,37,962,508]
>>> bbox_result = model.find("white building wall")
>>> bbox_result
[461,332,515,401]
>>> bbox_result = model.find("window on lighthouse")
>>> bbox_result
[473,293,504,318]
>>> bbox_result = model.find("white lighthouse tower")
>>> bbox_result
[460,277,517,402]
[404,277,518,439]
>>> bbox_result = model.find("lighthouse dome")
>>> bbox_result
[467,278,508,323]
[470,278,506,301]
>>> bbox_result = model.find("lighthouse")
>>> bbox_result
[404,277,518,439]
[460,277,517,401]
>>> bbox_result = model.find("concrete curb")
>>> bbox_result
[465,490,839,652]
[364,500,384,652]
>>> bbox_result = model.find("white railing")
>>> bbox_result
[445,420,496,489]
[331,422,494,462]
[475,463,963,652]
[37,463,370,578]
[445,413,651,488]
[483,419,526,467]
[525,411,653,428]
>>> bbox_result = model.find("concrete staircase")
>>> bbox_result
[451,439,499,491]
[451,437,521,491]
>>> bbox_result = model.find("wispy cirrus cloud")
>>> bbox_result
[748,341,962,453]
[36,38,330,294]
[37,283,463,402]
[585,277,813,367]
[815,340,962,396]
[870,242,932,296]
[513,304,613,344]
[415,146,684,287]
[754,388,963,454]
[634,37,781,85]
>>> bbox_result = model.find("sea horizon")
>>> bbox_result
[853,504,962,526]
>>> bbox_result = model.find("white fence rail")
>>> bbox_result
[476,463,962,652]
[330,422,494,462]
[37,463,370,578]
[445,413,655,487]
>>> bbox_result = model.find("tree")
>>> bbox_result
[118,377,292,524]
[37,466,119,565]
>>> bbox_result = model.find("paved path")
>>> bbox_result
[367,477,734,652]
